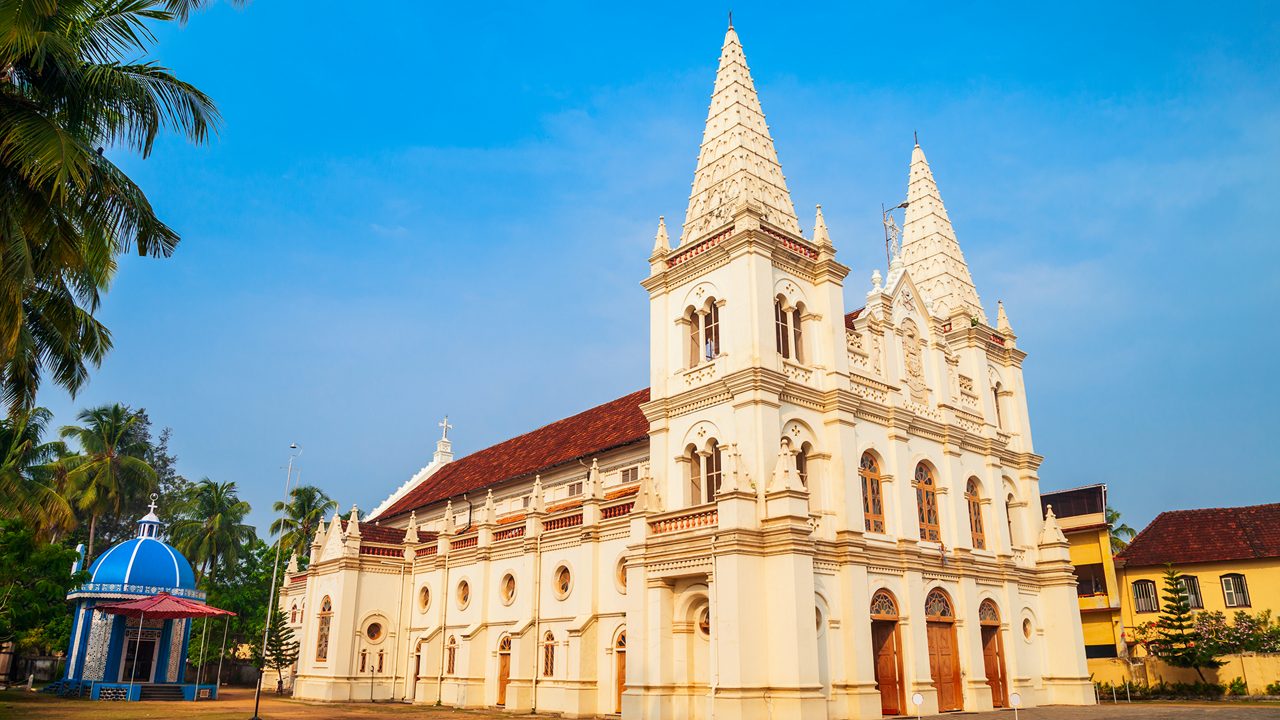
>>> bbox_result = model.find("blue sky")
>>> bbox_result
[42,2,1280,535]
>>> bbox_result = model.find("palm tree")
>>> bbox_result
[57,404,156,558]
[0,407,74,538]
[169,478,255,585]
[1107,505,1136,554]
[0,0,236,414]
[270,485,338,561]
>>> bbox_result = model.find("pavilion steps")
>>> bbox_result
[139,684,186,700]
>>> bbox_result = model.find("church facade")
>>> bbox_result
[280,26,1094,718]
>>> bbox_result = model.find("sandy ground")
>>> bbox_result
[0,687,1277,720]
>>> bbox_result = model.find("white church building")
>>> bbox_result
[280,25,1094,719]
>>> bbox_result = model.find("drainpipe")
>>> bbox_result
[710,533,720,720]
[435,536,450,704]
[531,532,544,712]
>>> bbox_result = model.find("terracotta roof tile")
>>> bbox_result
[1116,503,1280,567]
[844,307,864,329]
[376,389,650,522]
[336,519,430,545]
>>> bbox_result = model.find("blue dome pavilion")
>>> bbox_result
[81,510,199,598]
[57,500,217,701]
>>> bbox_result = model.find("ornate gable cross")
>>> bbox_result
[439,416,453,441]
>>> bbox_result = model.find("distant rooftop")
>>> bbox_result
[1117,503,1280,567]
[1041,484,1107,520]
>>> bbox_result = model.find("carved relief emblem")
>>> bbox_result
[899,289,915,314]
[901,319,929,403]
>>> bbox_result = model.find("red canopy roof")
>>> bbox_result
[95,592,235,619]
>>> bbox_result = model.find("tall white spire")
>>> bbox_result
[680,26,800,245]
[901,141,986,322]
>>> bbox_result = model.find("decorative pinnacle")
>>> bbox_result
[652,216,670,255]
[813,204,832,249]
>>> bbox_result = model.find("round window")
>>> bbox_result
[615,556,628,594]
[1022,618,1033,640]
[457,580,471,609]
[418,586,430,612]
[554,565,572,599]
[698,607,711,636]
[501,573,517,605]
[366,622,383,641]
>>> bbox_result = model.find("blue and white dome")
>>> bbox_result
[69,504,203,601]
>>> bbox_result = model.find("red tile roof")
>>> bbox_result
[337,518,432,545]
[375,388,651,522]
[1116,503,1280,567]
[844,307,864,330]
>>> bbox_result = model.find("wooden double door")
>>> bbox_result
[926,621,963,712]
[871,620,904,715]
[981,625,1008,708]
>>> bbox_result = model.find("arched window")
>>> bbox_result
[290,603,298,624]
[773,298,806,363]
[775,297,790,358]
[992,383,1004,428]
[1005,493,1017,547]
[705,440,722,502]
[688,441,722,504]
[1221,574,1251,608]
[869,589,899,619]
[792,304,804,364]
[1132,580,1158,613]
[316,596,332,662]
[965,478,985,550]
[704,300,720,360]
[499,635,512,652]
[446,636,458,674]
[359,648,367,672]
[913,463,941,542]
[795,441,810,487]
[687,307,700,368]
[377,650,384,673]
[542,631,556,677]
[859,453,885,533]
[978,599,1000,625]
[686,444,702,504]
[924,588,954,620]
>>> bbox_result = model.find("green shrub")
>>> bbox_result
[1226,677,1247,696]
[1265,680,1280,696]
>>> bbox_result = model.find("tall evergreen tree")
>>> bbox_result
[1148,564,1224,681]
[255,606,300,694]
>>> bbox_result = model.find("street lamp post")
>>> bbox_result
[251,443,300,720]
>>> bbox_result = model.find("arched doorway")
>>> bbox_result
[978,600,1008,707]
[496,635,512,706]
[869,590,904,716]
[924,588,963,712]
[614,629,627,714]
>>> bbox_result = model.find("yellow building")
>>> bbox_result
[1116,503,1280,628]
[1040,485,1123,661]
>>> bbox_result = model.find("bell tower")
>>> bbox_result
[633,24,852,720]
